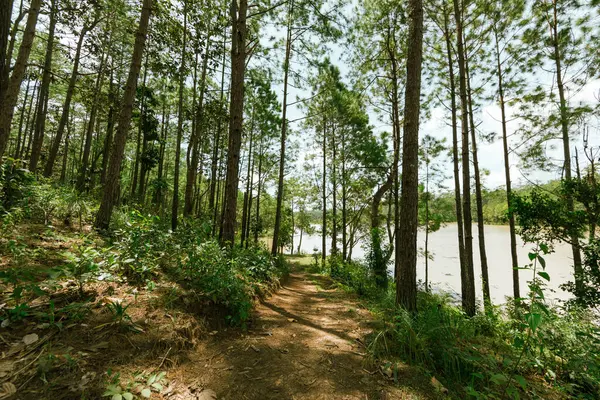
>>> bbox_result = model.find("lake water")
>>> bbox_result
[287,223,574,305]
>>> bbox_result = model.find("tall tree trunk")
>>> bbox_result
[0,0,41,158]
[241,104,255,246]
[60,125,70,183]
[13,78,30,158]
[221,0,248,245]
[44,27,87,177]
[185,35,211,217]
[154,93,168,208]
[132,54,149,197]
[245,133,256,248]
[78,50,107,190]
[137,59,152,201]
[100,69,117,185]
[425,161,430,291]
[20,80,38,160]
[331,123,338,257]
[396,0,423,312]
[29,0,57,171]
[172,0,188,231]
[386,22,401,283]
[442,5,466,286]
[95,0,153,231]
[341,129,347,261]
[454,0,476,317]
[254,136,263,243]
[272,0,294,255]
[493,27,520,301]
[0,0,12,104]
[321,120,327,266]
[210,30,227,232]
[465,50,491,309]
[371,173,393,288]
[551,2,583,296]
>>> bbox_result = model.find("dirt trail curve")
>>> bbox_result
[179,270,439,400]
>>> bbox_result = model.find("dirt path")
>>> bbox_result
[177,270,439,400]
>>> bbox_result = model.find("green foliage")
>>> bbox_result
[60,240,104,295]
[0,158,34,214]
[104,301,132,326]
[112,211,167,284]
[181,241,285,326]
[323,248,600,398]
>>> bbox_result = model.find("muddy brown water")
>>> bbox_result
[284,223,574,304]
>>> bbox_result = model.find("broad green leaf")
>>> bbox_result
[528,252,536,261]
[141,388,152,398]
[515,375,527,390]
[537,255,546,269]
[123,394,133,400]
[490,373,508,385]
[526,313,542,332]
[537,271,550,281]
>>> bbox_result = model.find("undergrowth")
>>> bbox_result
[318,252,600,399]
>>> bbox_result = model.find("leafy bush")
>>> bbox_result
[60,240,104,295]
[183,241,254,326]
[181,241,285,326]
[112,211,168,284]
[0,158,34,214]
[358,248,600,399]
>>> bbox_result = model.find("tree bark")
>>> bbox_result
[396,0,424,312]
[0,0,41,158]
[221,0,248,245]
[0,0,13,105]
[95,0,153,231]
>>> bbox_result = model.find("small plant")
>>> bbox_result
[105,300,132,325]
[61,240,103,295]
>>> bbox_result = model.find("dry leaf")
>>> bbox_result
[22,333,39,345]
[0,382,17,398]
[431,377,448,394]
[250,345,260,353]
[197,389,217,400]
[287,318,297,323]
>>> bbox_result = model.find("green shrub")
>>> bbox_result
[183,241,253,326]
[0,158,34,214]
[112,211,168,284]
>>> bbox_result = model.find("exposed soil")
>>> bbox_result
[171,270,441,400]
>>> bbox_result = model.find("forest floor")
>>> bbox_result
[0,224,441,400]
[173,263,441,400]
